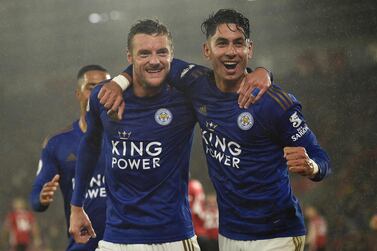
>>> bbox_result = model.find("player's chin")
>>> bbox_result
[222,73,244,82]
[145,78,165,88]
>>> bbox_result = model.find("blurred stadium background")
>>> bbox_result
[1,0,376,250]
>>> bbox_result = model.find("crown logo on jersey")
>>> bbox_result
[118,131,131,140]
[206,121,218,132]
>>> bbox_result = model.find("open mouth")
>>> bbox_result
[223,61,238,70]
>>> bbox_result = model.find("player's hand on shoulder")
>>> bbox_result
[237,67,271,108]
[39,174,60,206]
[69,205,96,244]
[98,80,125,120]
[283,147,318,178]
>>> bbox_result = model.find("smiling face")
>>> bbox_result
[203,23,253,90]
[128,33,173,96]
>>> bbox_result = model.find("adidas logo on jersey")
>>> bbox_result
[66,153,77,161]
[199,105,207,115]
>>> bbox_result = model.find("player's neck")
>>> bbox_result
[214,74,243,93]
[133,80,163,97]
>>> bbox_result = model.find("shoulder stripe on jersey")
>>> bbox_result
[267,86,294,111]
[42,124,74,148]
[270,86,293,108]
[275,86,294,106]
[267,90,288,110]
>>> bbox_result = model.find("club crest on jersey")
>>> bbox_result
[155,108,173,126]
[289,111,302,128]
[237,112,254,130]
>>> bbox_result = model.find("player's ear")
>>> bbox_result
[75,88,81,100]
[127,49,133,64]
[170,47,174,63]
[247,39,253,59]
[203,42,211,60]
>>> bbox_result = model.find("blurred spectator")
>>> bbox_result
[304,206,327,251]
[203,194,219,251]
[188,180,220,251]
[188,179,207,247]
[369,214,377,231]
[1,198,41,251]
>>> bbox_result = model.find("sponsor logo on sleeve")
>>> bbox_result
[289,111,302,128]
[289,112,309,141]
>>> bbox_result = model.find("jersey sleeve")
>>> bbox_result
[260,86,331,181]
[70,85,104,207]
[29,139,59,212]
[278,105,330,181]
[167,58,211,93]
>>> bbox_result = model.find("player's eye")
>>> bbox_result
[138,50,151,58]
[216,41,227,47]
[157,49,169,57]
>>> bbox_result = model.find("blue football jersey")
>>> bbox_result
[71,83,197,244]
[30,121,107,251]
[166,59,331,241]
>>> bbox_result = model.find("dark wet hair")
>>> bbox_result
[77,65,108,80]
[201,9,250,39]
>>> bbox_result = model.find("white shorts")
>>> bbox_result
[95,236,201,251]
[218,234,305,251]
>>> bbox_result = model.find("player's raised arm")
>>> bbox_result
[276,100,331,181]
[70,85,104,243]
